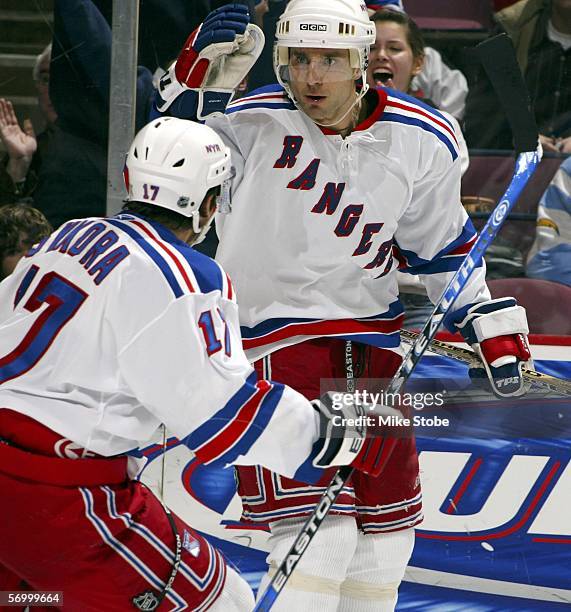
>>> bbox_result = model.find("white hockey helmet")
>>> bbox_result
[274,0,376,92]
[124,117,232,232]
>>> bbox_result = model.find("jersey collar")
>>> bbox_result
[318,88,388,136]
[114,211,188,249]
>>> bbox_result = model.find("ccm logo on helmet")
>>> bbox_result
[205,143,222,153]
[300,23,327,31]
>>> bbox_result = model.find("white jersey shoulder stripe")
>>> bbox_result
[385,94,459,149]
[227,91,289,108]
[226,86,294,114]
[385,93,455,132]
[108,217,199,298]
[211,259,235,303]
[129,218,200,293]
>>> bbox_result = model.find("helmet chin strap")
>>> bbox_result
[189,211,214,246]
[286,77,370,132]
[310,82,369,130]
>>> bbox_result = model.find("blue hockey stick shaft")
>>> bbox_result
[253,146,541,612]
[388,148,541,394]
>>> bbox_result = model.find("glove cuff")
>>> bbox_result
[456,298,527,345]
[479,333,531,368]
[313,436,364,469]
[155,64,188,112]
[458,298,532,398]
[472,305,529,343]
[311,396,365,469]
[197,89,235,120]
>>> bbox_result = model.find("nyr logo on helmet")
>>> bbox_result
[205,143,221,154]
[300,23,327,31]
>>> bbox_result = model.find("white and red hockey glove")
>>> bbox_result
[456,298,533,397]
[311,392,402,477]
[155,3,264,119]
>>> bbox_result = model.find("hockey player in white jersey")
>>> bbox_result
[155,2,533,610]
[0,118,391,611]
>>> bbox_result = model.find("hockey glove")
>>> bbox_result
[155,3,264,119]
[456,298,533,397]
[311,392,402,478]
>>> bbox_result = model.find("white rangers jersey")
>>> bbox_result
[0,213,318,476]
[208,85,490,361]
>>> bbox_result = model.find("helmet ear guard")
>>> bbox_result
[349,48,363,71]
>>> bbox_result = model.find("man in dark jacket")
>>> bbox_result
[465,0,571,152]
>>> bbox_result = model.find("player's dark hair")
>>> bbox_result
[0,203,52,260]
[370,10,425,61]
[123,186,220,233]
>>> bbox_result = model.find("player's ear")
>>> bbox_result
[411,52,425,77]
[199,189,218,221]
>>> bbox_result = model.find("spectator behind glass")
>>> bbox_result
[366,10,469,174]
[527,156,571,284]
[0,45,57,206]
[366,0,469,120]
[32,0,155,229]
[0,204,52,281]
[466,0,571,152]
[33,0,209,230]
[34,44,58,127]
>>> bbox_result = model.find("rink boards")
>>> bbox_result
[140,337,571,611]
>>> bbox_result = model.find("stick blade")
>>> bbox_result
[475,33,538,154]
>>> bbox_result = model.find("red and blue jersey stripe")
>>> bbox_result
[186,372,284,467]
[381,90,460,161]
[395,221,479,276]
[109,214,231,300]
[226,85,295,115]
[240,300,404,351]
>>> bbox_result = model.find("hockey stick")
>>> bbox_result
[254,34,540,611]
[400,328,571,397]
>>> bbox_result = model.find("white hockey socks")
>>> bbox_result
[256,515,359,611]
[338,527,415,612]
[209,566,255,612]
